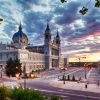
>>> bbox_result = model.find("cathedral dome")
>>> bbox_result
[12,24,28,45]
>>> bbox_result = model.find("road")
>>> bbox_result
[19,67,100,100]
[21,79,100,100]
[42,67,90,81]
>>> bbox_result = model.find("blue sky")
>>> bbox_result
[0,0,100,57]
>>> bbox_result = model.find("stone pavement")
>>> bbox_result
[48,68,100,93]
[49,79,100,93]
[87,68,100,84]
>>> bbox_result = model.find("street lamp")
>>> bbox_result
[0,66,3,78]
[23,64,26,89]
[84,63,87,79]
[76,57,81,67]
[31,73,35,78]
[15,73,19,79]
[62,64,66,84]
[77,56,87,79]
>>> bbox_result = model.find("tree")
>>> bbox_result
[6,58,14,76]
[14,57,22,74]
[95,0,100,7]
[0,18,3,24]
[0,18,3,21]
[6,57,22,77]
[60,0,100,15]
[60,0,67,3]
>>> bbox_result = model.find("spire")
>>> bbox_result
[45,20,50,31]
[56,29,60,38]
[56,29,60,45]
[18,22,22,32]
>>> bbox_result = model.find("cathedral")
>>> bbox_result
[0,23,64,73]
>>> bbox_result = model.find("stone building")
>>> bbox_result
[0,23,64,73]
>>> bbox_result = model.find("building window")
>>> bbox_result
[0,54,2,60]
[6,53,9,59]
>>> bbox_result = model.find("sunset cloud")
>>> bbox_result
[0,0,100,57]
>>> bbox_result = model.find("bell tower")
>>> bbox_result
[44,23,51,44]
[44,22,52,69]
[56,30,60,48]
[56,30,61,68]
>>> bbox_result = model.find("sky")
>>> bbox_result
[0,0,100,60]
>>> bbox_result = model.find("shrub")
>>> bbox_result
[0,86,11,100]
[11,87,44,100]
[0,86,62,100]
[51,95,63,100]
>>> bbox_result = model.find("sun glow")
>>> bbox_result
[68,52,100,62]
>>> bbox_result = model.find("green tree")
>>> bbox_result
[14,57,22,74]
[6,57,22,77]
[6,58,14,76]
[60,0,100,15]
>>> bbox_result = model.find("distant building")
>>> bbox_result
[0,23,64,73]
[97,61,100,73]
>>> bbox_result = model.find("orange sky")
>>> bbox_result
[68,52,100,62]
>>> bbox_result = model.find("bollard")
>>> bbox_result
[97,81,99,86]
[85,84,87,88]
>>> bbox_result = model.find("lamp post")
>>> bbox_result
[78,58,81,67]
[63,64,66,84]
[77,56,87,79]
[15,73,19,79]
[23,64,26,89]
[76,57,81,67]
[0,66,3,78]
[0,18,3,79]
[84,63,87,79]
[31,73,35,78]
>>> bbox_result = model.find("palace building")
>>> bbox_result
[0,23,64,73]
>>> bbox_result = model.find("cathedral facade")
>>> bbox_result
[0,23,64,73]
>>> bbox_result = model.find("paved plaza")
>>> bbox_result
[0,67,100,100]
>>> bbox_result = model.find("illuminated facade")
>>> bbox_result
[0,23,63,72]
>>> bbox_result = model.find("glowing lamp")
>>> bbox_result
[16,73,19,79]
[31,73,35,78]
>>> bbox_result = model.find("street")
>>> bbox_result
[18,67,100,100]
[20,79,100,100]
[1,67,100,100]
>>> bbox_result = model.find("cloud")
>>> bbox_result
[0,0,100,57]
[16,0,41,11]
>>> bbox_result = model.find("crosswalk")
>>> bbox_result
[87,68,100,84]
[42,68,83,80]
